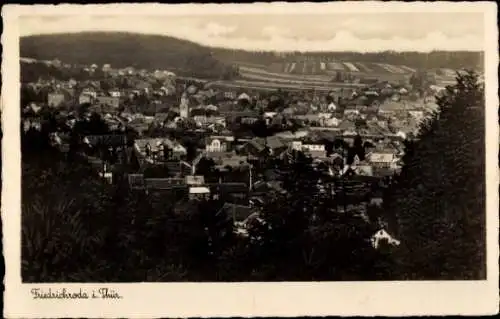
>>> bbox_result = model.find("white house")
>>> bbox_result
[81,87,97,98]
[327,102,337,111]
[354,164,373,176]
[238,92,251,102]
[109,90,121,98]
[291,140,326,153]
[324,117,340,127]
[205,135,234,153]
[134,138,187,161]
[367,149,396,168]
[344,107,360,116]
[189,186,211,200]
[408,110,425,122]
[371,229,401,249]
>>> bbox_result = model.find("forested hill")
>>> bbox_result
[211,49,484,70]
[20,32,237,79]
[21,32,483,77]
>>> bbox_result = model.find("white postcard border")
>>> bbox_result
[2,2,499,318]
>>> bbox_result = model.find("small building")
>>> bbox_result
[378,101,403,116]
[327,102,337,112]
[237,92,251,102]
[109,90,121,98]
[134,138,187,162]
[241,116,259,125]
[144,178,186,191]
[205,135,234,153]
[179,93,190,118]
[193,115,226,128]
[78,93,93,106]
[366,148,396,168]
[217,202,254,226]
[128,173,145,190]
[189,186,211,200]
[371,229,401,249]
[353,163,374,176]
[47,92,65,108]
[408,109,425,122]
[185,175,205,186]
[102,64,111,72]
[96,96,120,108]
[224,91,237,99]
[344,106,361,116]
[81,87,98,98]
[240,136,288,158]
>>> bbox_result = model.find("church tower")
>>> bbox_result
[180,92,189,118]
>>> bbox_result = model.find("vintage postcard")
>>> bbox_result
[2,2,499,318]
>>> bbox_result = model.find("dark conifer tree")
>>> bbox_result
[384,70,485,280]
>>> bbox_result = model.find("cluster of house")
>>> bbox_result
[24,60,452,249]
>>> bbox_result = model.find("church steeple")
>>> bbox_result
[180,91,189,118]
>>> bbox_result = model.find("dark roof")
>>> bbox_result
[210,182,248,194]
[219,203,253,222]
[128,174,145,189]
[246,138,266,152]
[144,178,187,190]
[312,130,341,141]
[266,135,287,149]
[247,135,287,152]
[372,167,396,177]
[264,169,282,180]
[337,120,356,131]
[219,111,259,118]
[85,134,127,147]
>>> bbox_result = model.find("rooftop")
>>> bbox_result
[189,186,210,194]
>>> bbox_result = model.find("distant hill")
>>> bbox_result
[20,32,237,80]
[20,32,483,82]
[211,49,484,71]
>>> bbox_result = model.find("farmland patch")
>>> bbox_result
[343,62,360,72]
[327,62,347,71]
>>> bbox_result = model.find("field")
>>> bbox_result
[232,60,417,89]
[256,61,416,76]
[229,61,417,91]
[206,79,364,92]
[203,59,426,92]
[238,66,334,82]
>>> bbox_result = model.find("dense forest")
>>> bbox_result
[20,71,486,281]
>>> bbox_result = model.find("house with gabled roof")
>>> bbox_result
[134,138,187,162]
[239,135,288,159]
[366,144,398,168]
[84,134,127,148]
[128,173,145,190]
[205,135,234,153]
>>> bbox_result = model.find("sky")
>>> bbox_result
[19,12,485,52]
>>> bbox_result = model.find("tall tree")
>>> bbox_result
[384,70,485,280]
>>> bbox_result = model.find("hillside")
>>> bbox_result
[20,32,237,80]
[21,32,483,86]
[212,49,484,71]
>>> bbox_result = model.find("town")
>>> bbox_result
[20,50,485,282]
[21,58,447,234]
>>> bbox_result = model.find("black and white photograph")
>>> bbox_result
[2,2,498,318]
